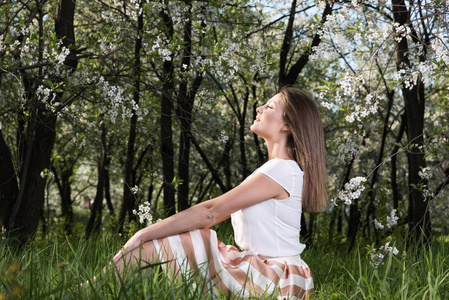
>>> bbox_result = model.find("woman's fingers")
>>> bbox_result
[113,249,125,263]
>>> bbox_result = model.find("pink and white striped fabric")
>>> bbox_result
[151,228,314,299]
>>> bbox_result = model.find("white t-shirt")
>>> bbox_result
[231,158,305,257]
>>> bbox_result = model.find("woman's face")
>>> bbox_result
[250,94,288,140]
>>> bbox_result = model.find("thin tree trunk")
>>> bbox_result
[176,0,205,212]
[365,86,394,239]
[328,158,354,243]
[119,6,143,230]
[53,167,74,235]
[160,9,176,216]
[391,113,406,209]
[176,0,194,212]
[86,115,107,237]
[392,0,431,243]
[238,89,251,179]
[251,86,265,165]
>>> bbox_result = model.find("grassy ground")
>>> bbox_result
[1,222,448,299]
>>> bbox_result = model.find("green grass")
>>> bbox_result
[1,224,448,299]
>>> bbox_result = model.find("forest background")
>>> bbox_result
[0,0,448,298]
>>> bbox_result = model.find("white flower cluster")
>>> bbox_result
[151,36,173,62]
[386,209,399,228]
[97,76,136,124]
[43,45,70,65]
[36,85,54,103]
[392,22,411,43]
[331,176,367,206]
[127,0,143,21]
[370,242,399,268]
[335,136,360,162]
[339,72,365,97]
[418,167,433,179]
[309,44,340,61]
[374,219,384,230]
[392,66,417,90]
[363,22,391,47]
[432,37,449,66]
[422,186,434,202]
[132,201,153,225]
[220,130,229,144]
[375,209,399,230]
[345,94,378,123]
[131,185,139,194]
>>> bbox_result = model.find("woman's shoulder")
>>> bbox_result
[258,158,303,175]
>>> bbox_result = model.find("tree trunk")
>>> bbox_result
[176,0,205,212]
[365,87,394,239]
[86,116,107,237]
[392,0,431,243]
[391,113,406,209]
[176,0,194,212]
[9,108,57,243]
[238,89,251,179]
[159,9,176,216]
[0,129,19,228]
[119,6,143,230]
[53,166,74,235]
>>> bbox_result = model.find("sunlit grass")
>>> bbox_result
[1,224,448,299]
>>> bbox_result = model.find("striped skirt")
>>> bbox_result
[150,228,314,299]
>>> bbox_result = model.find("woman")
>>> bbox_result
[112,87,327,299]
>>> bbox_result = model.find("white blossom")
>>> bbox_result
[133,202,153,225]
[374,219,384,230]
[220,130,229,143]
[131,185,139,194]
[386,209,399,228]
[335,176,367,205]
[370,242,399,268]
[418,167,433,179]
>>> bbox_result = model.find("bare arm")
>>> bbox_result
[113,172,287,262]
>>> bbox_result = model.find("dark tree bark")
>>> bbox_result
[390,113,406,209]
[0,129,19,228]
[53,165,74,235]
[392,0,431,243]
[159,9,176,216]
[86,115,108,237]
[119,6,143,231]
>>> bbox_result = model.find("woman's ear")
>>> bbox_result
[282,124,291,132]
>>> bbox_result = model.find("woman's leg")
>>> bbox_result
[111,240,159,283]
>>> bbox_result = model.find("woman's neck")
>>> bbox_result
[265,140,292,161]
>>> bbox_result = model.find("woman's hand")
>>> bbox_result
[112,231,144,263]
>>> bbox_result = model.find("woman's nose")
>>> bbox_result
[256,106,262,114]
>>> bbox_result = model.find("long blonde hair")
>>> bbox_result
[279,87,328,212]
